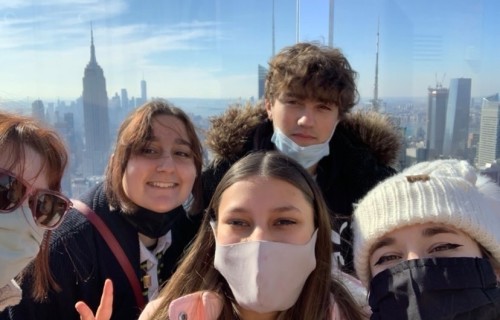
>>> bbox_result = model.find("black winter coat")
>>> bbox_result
[0,183,200,320]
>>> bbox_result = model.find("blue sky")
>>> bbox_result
[0,0,498,104]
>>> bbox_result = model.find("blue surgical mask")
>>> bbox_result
[271,124,338,169]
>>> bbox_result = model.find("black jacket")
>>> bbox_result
[0,183,200,320]
[202,105,402,273]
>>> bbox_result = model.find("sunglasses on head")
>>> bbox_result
[0,168,72,230]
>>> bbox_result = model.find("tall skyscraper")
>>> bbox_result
[82,26,110,176]
[31,99,45,122]
[121,88,129,111]
[258,65,268,100]
[141,79,147,102]
[477,93,500,168]
[426,86,448,159]
[442,78,472,158]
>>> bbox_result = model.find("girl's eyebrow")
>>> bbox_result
[222,205,301,215]
[150,135,192,147]
[422,226,458,237]
[370,237,395,256]
[369,226,460,257]
[174,137,192,147]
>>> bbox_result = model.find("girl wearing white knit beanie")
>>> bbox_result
[352,159,500,319]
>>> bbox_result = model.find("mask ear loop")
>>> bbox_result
[205,208,217,233]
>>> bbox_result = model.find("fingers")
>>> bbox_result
[74,279,114,320]
[95,279,114,319]
[75,301,95,320]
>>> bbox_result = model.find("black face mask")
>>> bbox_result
[120,205,185,238]
[368,257,500,320]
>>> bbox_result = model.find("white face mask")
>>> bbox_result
[0,203,44,286]
[271,124,338,170]
[214,230,318,314]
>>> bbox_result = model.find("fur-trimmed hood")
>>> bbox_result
[205,103,402,167]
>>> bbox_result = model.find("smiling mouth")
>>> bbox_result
[147,181,177,188]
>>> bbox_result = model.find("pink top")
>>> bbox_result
[139,291,351,320]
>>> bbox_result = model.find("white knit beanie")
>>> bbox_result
[353,159,500,287]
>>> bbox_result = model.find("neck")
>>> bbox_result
[307,163,318,175]
[239,308,278,320]
[138,233,157,249]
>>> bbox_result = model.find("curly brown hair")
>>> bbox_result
[265,42,359,116]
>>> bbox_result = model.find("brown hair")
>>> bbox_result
[480,246,500,281]
[265,42,359,117]
[0,111,68,301]
[150,151,364,320]
[104,99,203,214]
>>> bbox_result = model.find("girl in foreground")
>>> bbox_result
[353,159,500,319]
[79,151,365,319]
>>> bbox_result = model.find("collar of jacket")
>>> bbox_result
[205,103,401,168]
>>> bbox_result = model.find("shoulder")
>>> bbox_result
[139,291,222,320]
[329,294,370,320]
[206,102,267,163]
[333,111,402,167]
[0,280,22,312]
[50,183,108,246]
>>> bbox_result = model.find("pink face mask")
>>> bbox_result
[213,230,318,314]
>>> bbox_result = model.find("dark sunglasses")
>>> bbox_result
[0,168,72,230]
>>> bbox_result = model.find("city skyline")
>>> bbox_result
[0,0,498,104]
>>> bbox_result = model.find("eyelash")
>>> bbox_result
[140,147,192,158]
[225,219,297,228]
[374,255,400,266]
[430,243,462,253]
[374,243,464,266]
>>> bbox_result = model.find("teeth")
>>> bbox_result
[149,182,176,188]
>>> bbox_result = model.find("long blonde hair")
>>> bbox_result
[150,151,364,320]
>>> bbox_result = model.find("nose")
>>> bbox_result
[406,251,423,260]
[156,154,175,172]
[297,107,315,127]
[245,227,269,242]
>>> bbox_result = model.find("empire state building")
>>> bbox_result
[82,27,111,177]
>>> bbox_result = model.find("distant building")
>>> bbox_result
[82,26,111,177]
[480,161,500,186]
[141,79,147,102]
[121,88,129,111]
[406,147,428,167]
[442,78,471,158]
[426,86,448,159]
[258,64,268,100]
[477,94,500,168]
[31,99,45,122]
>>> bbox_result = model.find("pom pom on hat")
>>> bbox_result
[353,159,500,287]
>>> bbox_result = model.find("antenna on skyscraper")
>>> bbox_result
[272,0,275,56]
[371,18,381,112]
[295,0,300,43]
[90,22,96,64]
[328,0,334,47]
[435,72,446,88]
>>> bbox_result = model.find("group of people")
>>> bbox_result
[0,42,498,320]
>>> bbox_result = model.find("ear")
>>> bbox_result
[265,99,273,120]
